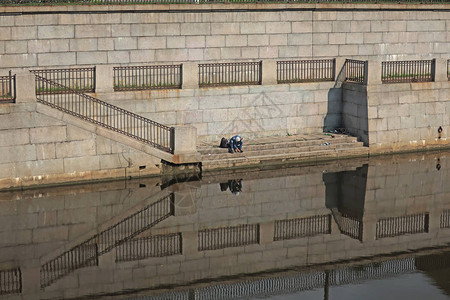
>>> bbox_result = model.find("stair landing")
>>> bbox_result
[199,133,369,171]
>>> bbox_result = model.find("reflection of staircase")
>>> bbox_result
[40,193,174,289]
[0,268,21,295]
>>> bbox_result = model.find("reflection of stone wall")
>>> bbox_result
[1,153,450,298]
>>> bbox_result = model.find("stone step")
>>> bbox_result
[198,135,359,154]
[201,147,368,169]
[201,141,364,160]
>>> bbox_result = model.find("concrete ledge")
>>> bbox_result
[1,3,449,14]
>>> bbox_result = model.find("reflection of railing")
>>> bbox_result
[113,65,182,91]
[116,233,181,262]
[440,209,450,229]
[0,268,21,295]
[35,75,174,153]
[41,244,98,289]
[376,213,429,239]
[32,67,95,94]
[194,271,325,300]
[274,215,331,241]
[330,257,415,286]
[331,208,363,241]
[127,249,450,300]
[277,59,335,84]
[41,193,174,288]
[198,224,259,251]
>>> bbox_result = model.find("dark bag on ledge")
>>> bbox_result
[219,137,229,148]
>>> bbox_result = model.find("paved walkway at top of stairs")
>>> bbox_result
[198,133,369,171]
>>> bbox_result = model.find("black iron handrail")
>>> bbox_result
[382,60,434,83]
[113,64,182,91]
[35,74,174,153]
[344,59,366,84]
[447,59,450,81]
[277,59,335,84]
[0,71,15,103]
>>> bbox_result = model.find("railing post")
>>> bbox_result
[365,60,382,85]
[95,65,114,93]
[335,57,346,85]
[434,58,447,82]
[8,70,12,99]
[16,71,36,103]
[170,126,175,154]
[261,59,277,86]
[182,62,199,89]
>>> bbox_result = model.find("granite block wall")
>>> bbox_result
[0,4,449,73]
[0,102,161,190]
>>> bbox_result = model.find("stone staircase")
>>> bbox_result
[199,133,369,170]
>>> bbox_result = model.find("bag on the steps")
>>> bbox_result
[219,137,229,148]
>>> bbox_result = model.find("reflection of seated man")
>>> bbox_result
[229,179,242,195]
[228,135,243,153]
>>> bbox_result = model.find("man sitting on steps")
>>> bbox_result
[229,135,243,153]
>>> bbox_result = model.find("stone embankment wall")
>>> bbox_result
[0,4,448,71]
[0,4,449,188]
[342,59,449,152]
[0,100,161,189]
[0,153,449,298]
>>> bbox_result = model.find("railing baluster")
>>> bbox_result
[33,75,173,153]
[276,59,335,84]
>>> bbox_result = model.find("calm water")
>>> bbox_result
[0,150,449,299]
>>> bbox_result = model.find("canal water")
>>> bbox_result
[0,150,449,299]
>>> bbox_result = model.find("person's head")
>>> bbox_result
[236,136,241,142]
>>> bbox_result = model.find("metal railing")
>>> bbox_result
[199,61,261,88]
[1,0,449,4]
[41,193,174,288]
[376,213,429,239]
[114,64,182,91]
[0,268,21,295]
[198,224,259,251]
[447,59,450,81]
[35,75,174,153]
[441,209,450,229]
[274,214,331,241]
[116,233,181,262]
[277,59,335,84]
[31,67,95,94]
[381,60,434,83]
[345,59,366,84]
[0,71,15,103]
